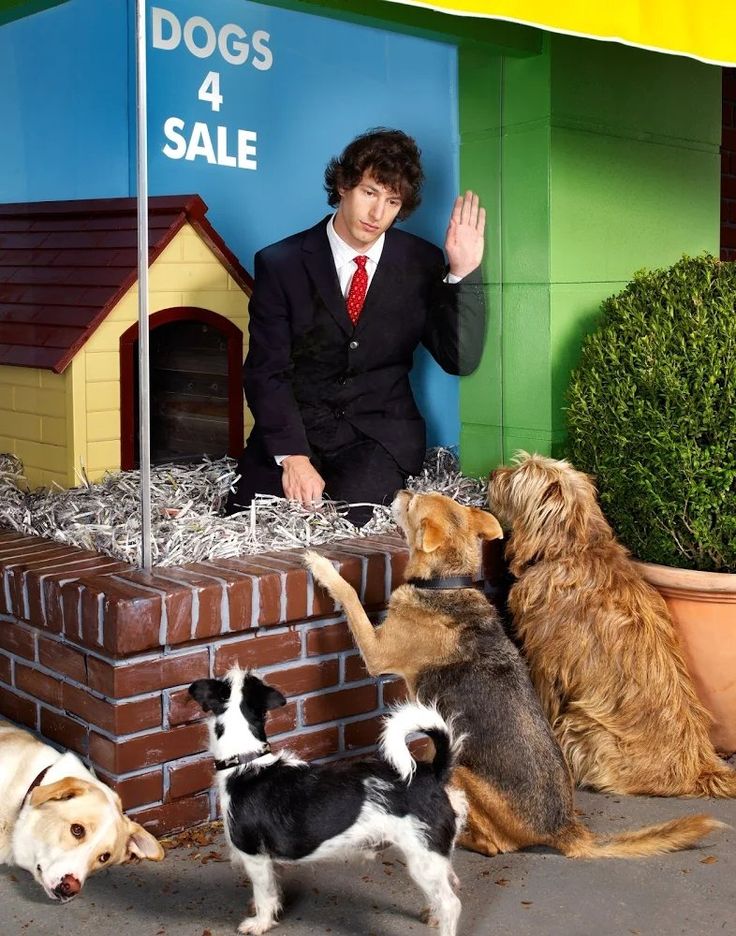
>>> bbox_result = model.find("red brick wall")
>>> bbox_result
[722,68,736,260]
[0,531,412,836]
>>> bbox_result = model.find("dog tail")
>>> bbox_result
[558,814,725,859]
[379,701,463,784]
[695,763,736,798]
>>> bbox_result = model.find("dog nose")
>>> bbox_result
[54,874,81,899]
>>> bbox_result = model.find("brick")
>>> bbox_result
[344,715,382,750]
[38,636,87,682]
[87,649,209,698]
[0,685,37,729]
[218,554,292,630]
[265,660,340,697]
[167,687,206,727]
[303,684,377,726]
[15,662,63,708]
[0,533,40,555]
[3,546,79,617]
[40,707,88,755]
[205,558,281,628]
[237,557,309,623]
[60,581,82,641]
[98,769,164,811]
[354,535,410,591]
[154,567,224,641]
[63,682,162,734]
[185,561,255,632]
[267,700,297,735]
[305,620,355,656]
[115,571,193,648]
[382,678,408,706]
[130,792,212,837]
[343,652,368,684]
[273,726,339,761]
[166,757,214,801]
[306,549,363,616]
[89,722,209,774]
[29,558,130,629]
[78,576,162,655]
[214,629,300,673]
[0,620,36,659]
[283,568,308,621]
[334,542,388,607]
[0,652,10,684]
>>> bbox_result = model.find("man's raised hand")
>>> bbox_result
[445,190,486,279]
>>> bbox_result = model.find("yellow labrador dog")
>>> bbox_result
[0,721,164,901]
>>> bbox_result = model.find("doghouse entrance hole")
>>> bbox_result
[133,320,230,466]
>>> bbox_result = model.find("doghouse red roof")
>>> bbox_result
[0,194,253,373]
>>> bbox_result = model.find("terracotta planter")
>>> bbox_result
[636,561,736,755]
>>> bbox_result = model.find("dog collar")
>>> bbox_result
[215,744,271,771]
[407,575,484,590]
[23,765,52,805]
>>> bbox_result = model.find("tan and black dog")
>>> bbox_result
[305,490,721,858]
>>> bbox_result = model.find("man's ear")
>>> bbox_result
[471,508,504,542]
[30,779,90,807]
[126,821,165,862]
[188,678,230,715]
[414,517,445,553]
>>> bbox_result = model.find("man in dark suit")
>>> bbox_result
[226,128,486,522]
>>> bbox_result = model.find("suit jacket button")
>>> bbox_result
[334,408,345,419]
[349,339,359,350]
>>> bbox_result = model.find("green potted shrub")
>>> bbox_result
[566,254,736,753]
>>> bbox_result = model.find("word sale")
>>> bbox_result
[163,119,257,170]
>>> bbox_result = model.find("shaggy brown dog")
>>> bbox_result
[305,491,721,857]
[489,453,736,798]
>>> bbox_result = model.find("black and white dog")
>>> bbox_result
[189,668,466,936]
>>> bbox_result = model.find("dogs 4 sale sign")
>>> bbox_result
[152,5,272,171]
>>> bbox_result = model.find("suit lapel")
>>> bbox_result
[302,217,352,337]
[355,228,404,336]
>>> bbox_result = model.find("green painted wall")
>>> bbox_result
[459,34,722,476]
[0,0,69,27]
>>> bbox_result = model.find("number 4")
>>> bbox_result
[198,71,223,112]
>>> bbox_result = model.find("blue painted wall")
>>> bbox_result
[0,0,463,448]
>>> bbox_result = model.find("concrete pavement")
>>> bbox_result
[2,788,734,936]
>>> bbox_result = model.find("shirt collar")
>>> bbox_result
[326,214,385,270]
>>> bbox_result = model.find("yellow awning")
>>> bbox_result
[384,0,736,66]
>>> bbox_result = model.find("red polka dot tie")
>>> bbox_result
[346,255,368,326]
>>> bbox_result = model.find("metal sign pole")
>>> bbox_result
[135,0,152,571]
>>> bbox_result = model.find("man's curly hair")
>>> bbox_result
[324,128,424,221]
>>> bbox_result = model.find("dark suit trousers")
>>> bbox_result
[225,425,406,526]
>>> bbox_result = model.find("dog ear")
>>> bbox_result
[188,678,230,715]
[29,778,90,807]
[414,517,444,553]
[471,508,503,541]
[264,686,287,711]
[540,479,562,505]
[125,820,165,862]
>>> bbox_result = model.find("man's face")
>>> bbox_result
[333,171,403,251]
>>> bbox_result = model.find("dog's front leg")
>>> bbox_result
[304,551,391,676]
[237,854,281,934]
